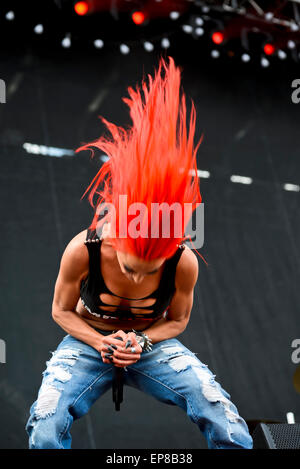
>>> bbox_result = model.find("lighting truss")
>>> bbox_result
[195,0,300,30]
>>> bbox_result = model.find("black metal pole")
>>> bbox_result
[112,336,125,411]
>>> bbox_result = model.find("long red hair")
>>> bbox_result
[76,56,204,261]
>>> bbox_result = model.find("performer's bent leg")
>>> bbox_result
[125,338,253,449]
[25,334,114,449]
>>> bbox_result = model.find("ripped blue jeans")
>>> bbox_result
[25,330,253,449]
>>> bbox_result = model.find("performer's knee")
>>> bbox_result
[25,380,72,449]
[26,407,68,449]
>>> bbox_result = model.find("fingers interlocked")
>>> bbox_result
[101,330,142,368]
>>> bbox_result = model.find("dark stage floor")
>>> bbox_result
[0,36,299,448]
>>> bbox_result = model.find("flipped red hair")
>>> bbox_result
[76,56,203,261]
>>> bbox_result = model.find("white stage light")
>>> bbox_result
[161,38,170,49]
[286,412,296,424]
[144,41,154,52]
[170,11,180,20]
[195,17,204,26]
[283,183,300,192]
[34,24,43,34]
[230,175,253,184]
[261,57,270,67]
[241,53,250,62]
[120,44,130,54]
[211,49,220,58]
[5,11,14,21]
[182,24,193,33]
[62,36,71,48]
[265,12,274,21]
[94,39,104,49]
[195,27,204,36]
[23,143,74,157]
[278,50,287,59]
[197,170,210,178]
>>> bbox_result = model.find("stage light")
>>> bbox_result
[100,155,109,163]
[241,53,250,62]
[195,27,204,36]
[188,169,210,179]
[211,49,220,58]
[283,183,300,192]
[287,40,296,49]
[195,17,204,26]
[5,11,14,21]
[74,1,89,16]
[261,57,270,68]
[62,35,71,48]
[34,24,43,34]
[287,412,295,424]
[212,31,224,44]
[132,11,145,25]
[230,175,252,184]
[278,49,287,59]
[144,41,154,52]
[265,12,274,21]
[264,43,275,55]
[170,11,180,20]
[182,24,193,33]
[290,23,299,32]
[120,43,130,54]
[94,39,104,49]
[197,170,210,179]
[23,143,74,157]
[161,38,170,49]
[184,169,210,178]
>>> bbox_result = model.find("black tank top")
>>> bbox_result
[80,228,185,321]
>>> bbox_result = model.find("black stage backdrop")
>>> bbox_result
[0,33,299,449]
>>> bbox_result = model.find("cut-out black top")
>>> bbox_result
[80,228,185,321]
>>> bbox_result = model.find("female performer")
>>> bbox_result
[25,56,253,449]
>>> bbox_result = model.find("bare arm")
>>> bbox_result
[141,246,199,344]
[51,232,106,352]
[51,233,142,366]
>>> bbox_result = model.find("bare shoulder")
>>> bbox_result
[175,245,199,292]
[59,229,89,280]
[68,228,88,247]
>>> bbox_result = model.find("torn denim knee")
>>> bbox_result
[157,343,243,433]
[34,348,82,420]
[191,367,241,425]
[157,344,202,372]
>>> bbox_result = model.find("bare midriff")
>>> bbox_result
[75,232,166,332]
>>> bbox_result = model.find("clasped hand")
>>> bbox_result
[100,330,143,368]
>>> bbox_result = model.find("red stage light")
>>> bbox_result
[132,11,145,25]
[74,1,89,16]
[264,43,275,55]
[212,31,224,44]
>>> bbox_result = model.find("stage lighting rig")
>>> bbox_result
[191,1,300,65]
